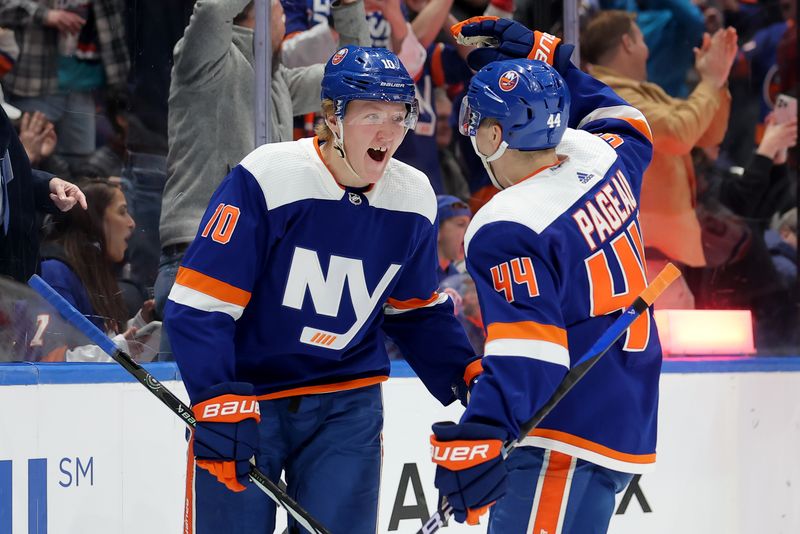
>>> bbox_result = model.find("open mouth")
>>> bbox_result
[367,146,387,162]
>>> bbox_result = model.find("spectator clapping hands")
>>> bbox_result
[18,111,56,166]
[694,27,738,88]
[43,9,86,34]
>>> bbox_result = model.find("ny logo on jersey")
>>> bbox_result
[282,247,400,350]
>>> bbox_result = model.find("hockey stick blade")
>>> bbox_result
[27,275,333,534]
[416,263,681,534]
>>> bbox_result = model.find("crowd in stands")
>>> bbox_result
[0,0,796,362]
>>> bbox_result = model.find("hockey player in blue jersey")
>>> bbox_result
[428,18,661,533]
[163,45,480,533]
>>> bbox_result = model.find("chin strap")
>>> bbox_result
[329,118,412,182]
[330,119,362,179]
[470,136,509,190]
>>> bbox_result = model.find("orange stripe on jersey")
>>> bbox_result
[463,359,484,386]
[386,292,440,310]
[486,321,568,348]
[620,117,653,142]
[185,433,195,534]
[530,428,657,464]
[531,451,573,534]
[175,266,251,307]
[431,43,445,87]
[256,375,388,401]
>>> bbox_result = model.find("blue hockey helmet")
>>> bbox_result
[459,59,570,151]
[321,45,418,128]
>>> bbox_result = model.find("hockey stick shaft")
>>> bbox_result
[28,275,332,534]
[417,263,681,534]
[513,263,680,440]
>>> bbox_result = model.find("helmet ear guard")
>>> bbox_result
[461,59,570,151]
[458,59,570,189]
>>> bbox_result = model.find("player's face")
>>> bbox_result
[438,215,471,262]
[103,188,135,264]
[342,100,409,183]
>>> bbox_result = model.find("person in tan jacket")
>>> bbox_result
[582,10,737,308]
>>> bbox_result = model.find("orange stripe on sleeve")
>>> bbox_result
[175,266,251,307]
[463,359,484,385]
[531,451,572,534]
[622,117,653,142]
[386,292,440,310]
[486,321,568,348]
[531,428,657,464]
[431,43,445,87]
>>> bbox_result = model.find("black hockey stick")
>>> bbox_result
[417,263,681,534]
[28,275,333,534]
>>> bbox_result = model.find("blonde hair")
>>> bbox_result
[315,99,336,142]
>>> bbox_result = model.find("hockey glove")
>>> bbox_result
[430,421,509,525]
[193,382,261,492]
[450,16,574,74]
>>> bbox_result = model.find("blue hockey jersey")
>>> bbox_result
[461,62,661,474]
[165,137,479,403]
[284,0,392,48]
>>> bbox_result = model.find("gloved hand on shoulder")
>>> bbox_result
[451,16,574,74]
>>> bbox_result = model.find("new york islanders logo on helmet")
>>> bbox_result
[331,48,348,65]
[498,70,519,92]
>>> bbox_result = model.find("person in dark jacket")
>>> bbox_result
[0,105,86,283]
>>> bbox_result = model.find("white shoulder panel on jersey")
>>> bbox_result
[464,129,618,254]
[240,137,345,210]
[577,104,652,140]
[365,158,438,224]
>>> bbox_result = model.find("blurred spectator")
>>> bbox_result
[436,88,471,198]
[687,110,796,349]
[0,0,129,173]
[156,0,369,358]
[116,0,192,292]
[600,0,706,97]
[711,113,797,221]
[73,91,127,179]
[583,11,737,308]
[436,194,471,282]
[515,0,562,36]
[39,178,157,361]
[17,110,56,167]
[440,272,484,355]
[0,27,19,78]
[1,103,86,283]
[766,207,797,289]
[284,0,426,77]
[394,42,472,193]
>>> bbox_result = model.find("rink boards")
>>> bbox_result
[0,358,799,534]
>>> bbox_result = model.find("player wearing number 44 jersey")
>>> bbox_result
[164,45,480,534]
[429,17,662,534]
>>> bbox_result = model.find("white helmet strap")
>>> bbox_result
[329,117,360,179]
[470,136,509,190]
